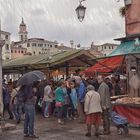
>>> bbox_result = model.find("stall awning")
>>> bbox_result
[109,39,140,57]
[84,56,124,74]
[3,50,96,74]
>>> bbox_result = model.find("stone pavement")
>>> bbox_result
[1,114,140,140]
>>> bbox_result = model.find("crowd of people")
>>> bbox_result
[2,74,127,138]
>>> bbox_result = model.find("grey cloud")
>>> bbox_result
[0,0,125,47]
[30,8,46,16]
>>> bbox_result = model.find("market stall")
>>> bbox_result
[83,56,125,76]
[112,97,140,125]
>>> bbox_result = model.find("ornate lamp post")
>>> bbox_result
[0,23,5,116]
[75,0,86,22]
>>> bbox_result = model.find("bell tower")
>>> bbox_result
[19,17,28,41]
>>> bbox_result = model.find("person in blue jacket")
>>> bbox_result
[74,76,86,122]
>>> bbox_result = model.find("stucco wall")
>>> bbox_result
[126,0,140,35]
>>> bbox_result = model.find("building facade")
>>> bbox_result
[11,41,27,59]
[11,18,59,58]
[1,31,11,59]
[90,43,118,56]
[11,37,58,58]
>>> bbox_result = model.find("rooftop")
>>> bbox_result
[1,30,11,35]
[12,38,57,46]
[27,38,56,44]
[101,43,119,46]
[115,33,140,42]
[57,45,74,50]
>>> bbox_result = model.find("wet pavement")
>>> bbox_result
[1,114,140,140]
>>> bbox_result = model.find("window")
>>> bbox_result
[21,51,23,53]
[5,35,8,40]
[39,52,41,54]
[45,44,46,47]
[38,44,43,47]
[32,43,36,47]
[11,50,13,53]
[112,46,114,49]
[27,43,30,47]
[5,44,9,50]
[50,45,52,48]
[18,50,20,53]
[15,50,17,53]
[102,46,104,50]
[104,46,106,50]
[33,51,36,55]
[109,46,111,49]
[21,35,23,41]
[55,45,57,48]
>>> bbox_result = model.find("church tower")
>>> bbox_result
[19,18,28,41]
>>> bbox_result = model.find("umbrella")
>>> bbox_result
[31,71,46,79]
[17,71,45,86]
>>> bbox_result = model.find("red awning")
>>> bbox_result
[84,56,124,74]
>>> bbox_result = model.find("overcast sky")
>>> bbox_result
[0,0,125,47]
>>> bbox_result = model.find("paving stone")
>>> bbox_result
[1,115,140,140]
[1,123,16,131]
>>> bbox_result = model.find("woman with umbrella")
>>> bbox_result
[17,71,45,138]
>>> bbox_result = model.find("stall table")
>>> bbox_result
[113,103,140,125]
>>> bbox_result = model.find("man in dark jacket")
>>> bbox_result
[97,75,111,135]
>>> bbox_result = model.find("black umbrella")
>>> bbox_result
[17,71,45,86]
[31,71,46,79]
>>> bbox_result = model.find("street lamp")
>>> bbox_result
[75,0,86,22]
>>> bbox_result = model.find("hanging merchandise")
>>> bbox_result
[129,72,140,97]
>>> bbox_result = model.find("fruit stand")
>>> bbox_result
[112,97,140,125]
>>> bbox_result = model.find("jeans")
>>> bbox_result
[24,104,35,135]
[3,103,13,118]
[44,102,50,116]
[57,106,64,119]
[12,104,22,121]
[63,104,68,118]
[102,109,110,133]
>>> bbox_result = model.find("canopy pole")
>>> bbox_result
[0,21,5,116]
[65,63,69,78]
